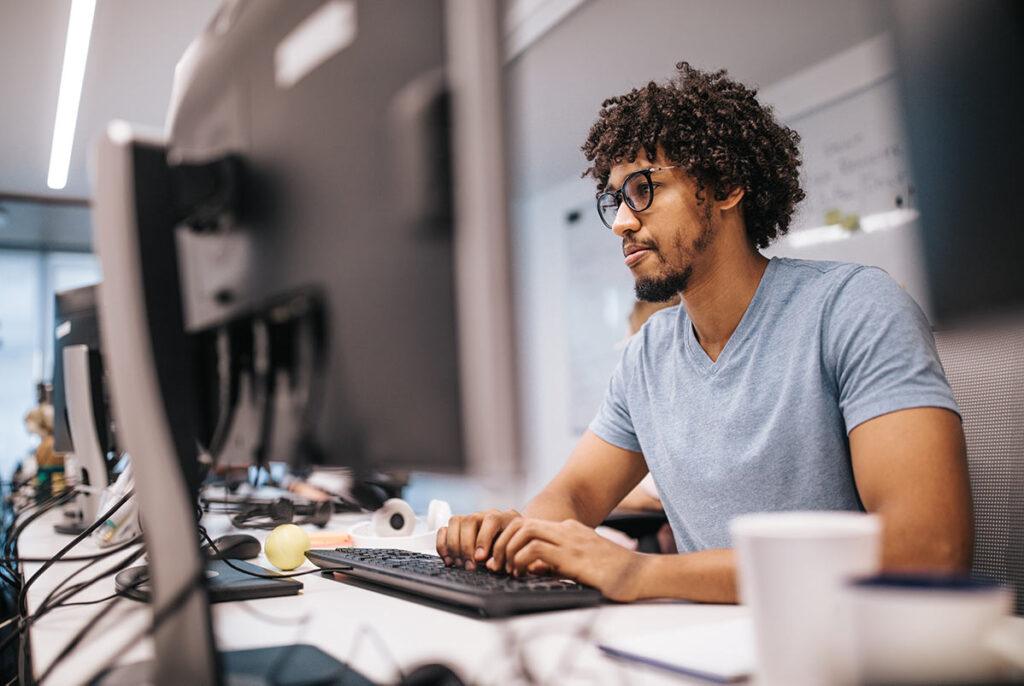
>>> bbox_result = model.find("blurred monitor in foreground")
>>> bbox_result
[163,0,518,482]
[91,1,514,681]
[894,0,1024,326]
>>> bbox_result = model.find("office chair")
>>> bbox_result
[602,510,669,554]
[934,321,1024,616]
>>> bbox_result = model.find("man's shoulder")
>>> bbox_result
[770,257,900,307]
[771,256,869,285]
[771,258,929,350]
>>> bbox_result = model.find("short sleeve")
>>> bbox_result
[825,267,960,433]
[588,342,643,452]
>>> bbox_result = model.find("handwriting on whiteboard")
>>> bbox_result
[789,76,912,232]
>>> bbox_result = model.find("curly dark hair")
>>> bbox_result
[582,62,805,249]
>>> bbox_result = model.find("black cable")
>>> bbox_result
[65,527,351,682]
[13,535,142,662]
[32,544,142,622]
[5,490,77,559]
[24,558,153,686]
[27,501,344,683]
[33,545,145,621]
[9,487,77,522]
[17,490,133,616]
[0,544,142,657]
[58,565,206,685]
[0,536,140,565]
[46,593,120,609]
[23,552,108,630]
[5,489,78,564]
[33,593,127,684]
[10,492,135,684]
[1,490,78,594]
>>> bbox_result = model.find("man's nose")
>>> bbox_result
[611,201,640,237]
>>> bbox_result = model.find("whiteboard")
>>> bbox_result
[787,75,912,232]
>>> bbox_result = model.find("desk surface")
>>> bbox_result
[22,509,747,685]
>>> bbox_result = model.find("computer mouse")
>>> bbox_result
[205,533,261,560]
[399,663,465,686]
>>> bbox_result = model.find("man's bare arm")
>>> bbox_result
[849,406,972,571]
[523,430,648,525]
[498,406,971,603]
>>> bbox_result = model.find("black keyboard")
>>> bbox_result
[305,548,603,617]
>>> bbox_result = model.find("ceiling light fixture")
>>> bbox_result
[46,0,97,190]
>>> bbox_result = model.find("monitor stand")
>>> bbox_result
[52,455,87,535]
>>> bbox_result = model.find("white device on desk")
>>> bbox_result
[90,459,141,547]
[346,498,452,554]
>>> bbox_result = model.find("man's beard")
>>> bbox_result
[635,267,693,302]
[633,207,714,302]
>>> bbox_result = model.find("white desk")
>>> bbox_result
[22,509,748,685]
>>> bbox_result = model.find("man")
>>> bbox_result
[437,62,971,603]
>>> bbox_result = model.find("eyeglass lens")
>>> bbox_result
[597,171,654,229]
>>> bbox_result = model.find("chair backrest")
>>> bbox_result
[934,322,1024,616]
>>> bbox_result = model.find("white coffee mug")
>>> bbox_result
[731,511,881,686]
[844,574,1021,684]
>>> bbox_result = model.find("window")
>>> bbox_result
[0,249,100,478]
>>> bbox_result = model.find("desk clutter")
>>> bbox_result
[7,470,1022,685]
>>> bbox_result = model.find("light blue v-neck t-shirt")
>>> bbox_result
[589,257,959,554]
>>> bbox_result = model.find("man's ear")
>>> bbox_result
[718,186,745,212]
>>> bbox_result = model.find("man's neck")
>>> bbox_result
[681,246,769,363]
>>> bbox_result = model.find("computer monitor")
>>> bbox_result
[51,284,114,457]
[91,1,516,681]
[893,0,1024,325]
[50,284,115,528]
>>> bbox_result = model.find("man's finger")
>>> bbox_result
[527,560,552,575]
[511,540,560,575]
[474,512,503,562]
[458,517,481,570]
[436,526,449,559]
[502,520,562,574]
[488,517,523,572]
[445,516,463,566]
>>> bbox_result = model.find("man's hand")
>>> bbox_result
[489,518,646,602]
[436,509,521,571]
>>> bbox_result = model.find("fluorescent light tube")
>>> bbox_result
[47,0,97,190]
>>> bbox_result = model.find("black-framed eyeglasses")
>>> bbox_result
[595,165,678,230]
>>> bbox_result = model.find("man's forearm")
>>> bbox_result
[632,549,738,604]
[523,472,625,526]
[522,481,592,523]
